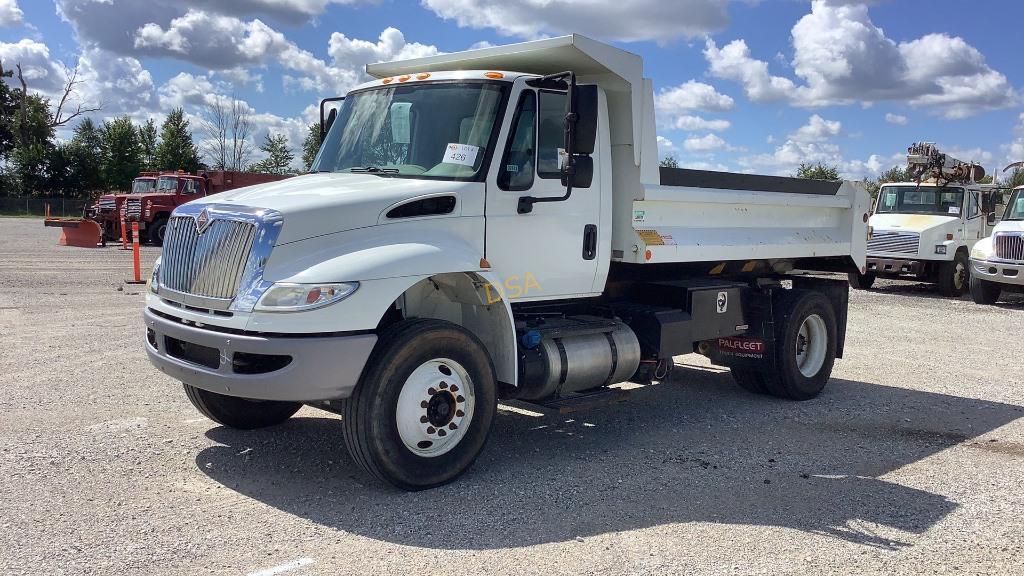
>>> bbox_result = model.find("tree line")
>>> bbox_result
[1,59,324,200]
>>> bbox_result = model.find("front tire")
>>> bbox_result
[183,384,301,429]
[148,216,168,246]
[937,251,968,297]
[760,290,838,401]
[341,319,497,490]
[847,271,876,290]
[970,275,1001,305]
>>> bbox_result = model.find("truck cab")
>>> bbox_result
[853,181,1000,295]
[969,185,1024,304]
[121,173,208,245]
[142,35,868,490]
[87,174,157,241]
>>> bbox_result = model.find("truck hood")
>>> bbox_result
[869,213,958,233]
[185,172,473,244]
[991,220,1024,234]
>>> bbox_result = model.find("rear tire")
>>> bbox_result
[970,275,1001,305]
[937,251,968,297]
[183,384,301,429]
[341,318,497,490]
[760,290,838,401]
[847,271,875,290]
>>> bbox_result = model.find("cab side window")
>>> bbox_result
[498,91,536,191]
[967,191,979,218]
[537,90,567,179]
[182,179,196,194]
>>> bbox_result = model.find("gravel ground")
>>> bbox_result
[1,216,1023,576]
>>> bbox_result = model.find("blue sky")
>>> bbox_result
[1,0,1022,177]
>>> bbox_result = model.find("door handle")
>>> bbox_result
[582,224,597,260]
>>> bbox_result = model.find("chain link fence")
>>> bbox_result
[0,197,90,217]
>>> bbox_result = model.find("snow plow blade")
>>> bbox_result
[44,218,103,247]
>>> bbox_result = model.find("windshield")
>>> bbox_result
[131,178,156,193]
[156,177,178,193]
[875,186,964,216]
[313,82,507,180]
[1004,190,1024,221]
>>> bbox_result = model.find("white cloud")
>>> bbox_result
[705,0,1017,118]
[134,10,291,69]
[655,80,734,113]
[0,0,22,27]
[421,0,729,43]
[0,39,66,94]
[683,133,735,152]
[76,47,156,117]
[704,38,796,102]
[884,112,907,125]
[656,135,678,156]
[789,114,841,143]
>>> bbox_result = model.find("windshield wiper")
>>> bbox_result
[349,166,399,174]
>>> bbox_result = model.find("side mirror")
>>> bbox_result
[319,96,345,142]
[572,85,598,156]
[324,108,338,136]
[561,155,593,189]
[987,212,996,225]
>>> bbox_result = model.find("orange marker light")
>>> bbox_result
[484,71,504,79]
[398,75,411,82]
[382,77,393,84]
[416,73,431,80]
[644,249,652,261]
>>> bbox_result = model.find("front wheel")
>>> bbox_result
[341,319,497,490]
[183,384,301,429]
[970,275,1001,305]
[937,252,968,297]
[148,216,168,246]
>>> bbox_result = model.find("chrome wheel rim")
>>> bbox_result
[395,358,475,457]
[795,314,827,378]
[953,261,966,291]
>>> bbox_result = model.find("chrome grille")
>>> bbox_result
[125,198,142,219]
[160,216,257,300]
[98,197,115,212]
[994,233,1024,262]
[868,231,920,255]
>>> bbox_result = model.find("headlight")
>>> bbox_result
[971,246,990,260]
[254,282,359,312]
[149,257,161,294]
[934,245,947,255]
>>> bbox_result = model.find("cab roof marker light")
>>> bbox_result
[398,75,411,82]
[416,73,431,80]
[484,71,504,79]
[382,77,393,84]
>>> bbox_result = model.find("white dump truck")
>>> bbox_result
[850,143,1002,296]
[969,180,1024,304]
[143,35,869,489]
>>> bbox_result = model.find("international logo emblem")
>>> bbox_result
[195,208,211,234]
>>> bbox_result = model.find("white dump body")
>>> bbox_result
[618,176,870,267]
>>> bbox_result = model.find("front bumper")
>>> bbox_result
[144,308,377,402]
[866,257,926,276]
[971,258,1024,287]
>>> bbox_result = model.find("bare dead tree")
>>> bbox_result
[49,63,102,129]
[200,95,253,172]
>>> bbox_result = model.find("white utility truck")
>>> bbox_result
[850,143,1001,296]
[143,35,869,490]
[969,168,1024,304]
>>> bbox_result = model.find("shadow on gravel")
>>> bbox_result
[196,369,1022,551]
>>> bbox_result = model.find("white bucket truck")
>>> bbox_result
[850,143,1001,296]
[143,35,869,489]
[969,176,1024,304]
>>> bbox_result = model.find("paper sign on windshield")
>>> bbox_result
[443,143,479,167]
[948,206,960,214]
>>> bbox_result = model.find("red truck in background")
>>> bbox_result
[86,173,159,242]
[120,170,292,245]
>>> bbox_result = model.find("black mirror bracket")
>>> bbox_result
[319,96,346,142]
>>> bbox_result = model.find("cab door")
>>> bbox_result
[484,82,601,302]
[964,189,985,244]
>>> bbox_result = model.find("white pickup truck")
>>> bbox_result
[969,185,1024,304]
[143,35,869,489]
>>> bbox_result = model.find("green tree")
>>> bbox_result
[7,94,54,195]
[138,118,158,171]
[659,155,679,168]
[301,123,320,171]
[794,162,840,181]
[0,60,17,162]
[249,133,294,175]
[156,108,200,173]
[101,115,141,191]
[865,165,912,198]
[1005,167,1024,189]
[69,118,104,195]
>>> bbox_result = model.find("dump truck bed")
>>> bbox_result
[614,168,870,268]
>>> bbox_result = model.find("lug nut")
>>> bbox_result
[428,387,436,395]
[450,385,459,392]
[456,409,465,417]
[439,382,448,389]
[437,429,447,437]
[420,400,428,408]
[456,395,465,403]
[427,426,436,434]
[420,416,428,423]
[448,423,457,430]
